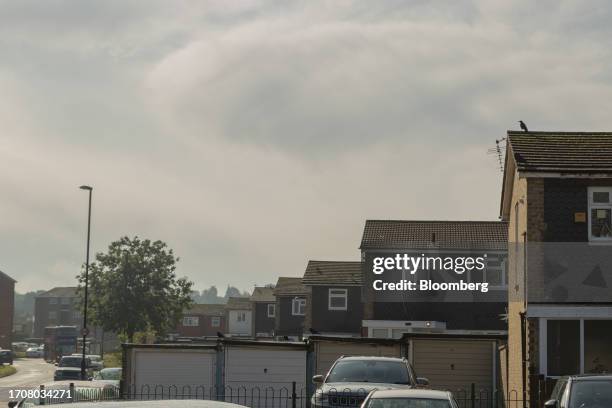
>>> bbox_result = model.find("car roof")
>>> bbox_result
[54,400,247,407]
[339,356,405,362]
[56,367,83,371]
[570,374,612,381]
[370,389,451,399]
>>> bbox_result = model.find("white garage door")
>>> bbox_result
[224,345,307,408]
[132,349,216,399]
[411,339,494,394]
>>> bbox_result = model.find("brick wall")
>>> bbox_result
[0,276,15,349]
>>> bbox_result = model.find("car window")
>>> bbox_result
[551,378,567,400]
[568,380,612,408]
[367,398,451,408]
[326,360,411,384]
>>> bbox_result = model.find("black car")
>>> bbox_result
[0,349,14,365]
[545,374,612,408]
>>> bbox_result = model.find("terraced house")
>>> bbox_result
[501,131,612,406]
[0,270,15,349]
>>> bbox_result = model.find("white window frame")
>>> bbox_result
[483,258,507,290]
[328,288,348,311]
[292,298,306,316]
[236,311,246,322]
[182,316,199,327]
[49,297,58,305]
[267,303,276,318]
[588,187,612,242]
[61,297,71,305]
[211,316,221,328]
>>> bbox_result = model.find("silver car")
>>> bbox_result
[360,389,459,408]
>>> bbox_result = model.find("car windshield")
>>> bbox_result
[569,380,612,408]
[97,369,121,380]
[326,360,411,384]
[59,357,82,367]
[367,398,451,408]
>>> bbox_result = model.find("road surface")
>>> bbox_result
[0,358,55,402]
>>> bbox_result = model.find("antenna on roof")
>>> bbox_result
[487,137,506,173]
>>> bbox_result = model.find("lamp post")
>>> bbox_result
[79,185,93,380]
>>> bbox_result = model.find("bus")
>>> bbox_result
[43,326,78,363]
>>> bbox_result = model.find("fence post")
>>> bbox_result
[470,383,475,408]
[39,384,45,406]
[69,382,75,402]
[292,381,297,408]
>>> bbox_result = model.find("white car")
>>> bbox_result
[360,389,459,408]
[25,347,43,358]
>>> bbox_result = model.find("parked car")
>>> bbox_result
[93,367,122,387]
[54,367,86,381]
[311,356,427,408]
[57,355,94,379]
[0,349,14,365]
[361,389,459,408]
[545,374,612,408]
[25,347,43,358]
[72,354,104,371]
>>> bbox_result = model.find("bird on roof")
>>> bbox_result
[216,331,225,338]
[519,120,528,132]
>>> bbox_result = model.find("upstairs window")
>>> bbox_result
[211,316,221,327]
[588,187,612,241]
[292,298,306,316]
[328,289,348,311]
[182,316,199,326]
[267,303,276,318]
[236,312,246,322]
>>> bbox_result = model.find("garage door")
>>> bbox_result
[411,339,493,393]
[132,349,216,398]
[224,345,307,408]
[315,341,402,376]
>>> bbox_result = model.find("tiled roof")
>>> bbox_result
[360,220,508,250]
[508,131,612,173]
[273,277,309,296]
[186,304,225,316]
[250,286,275,302]
[302,261,362,286]
[37,287,78,298]
[225,297,252,310]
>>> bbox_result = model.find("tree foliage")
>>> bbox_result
[77,236,193,342]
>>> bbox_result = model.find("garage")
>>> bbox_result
[311,336,403,376]
[124,344,218,399]
[410,338,496,394]
[223,341,308,408]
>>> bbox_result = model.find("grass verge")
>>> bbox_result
[0,365,17,378]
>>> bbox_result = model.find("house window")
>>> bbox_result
[267,304,276,318]
[61,297,71,305]
[292,298,306,316]
[328,289,348,311]
[542,318,612,376]
[72,311,80,320]
[49,297,58,305]
[48,311,57,320]
[236,312,246,322]
[588,187,612,241]
[211,317,221,327]
[182,316,199,326]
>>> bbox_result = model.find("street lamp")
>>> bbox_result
[79,185,93,380]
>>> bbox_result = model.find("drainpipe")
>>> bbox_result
[520,311,527,408]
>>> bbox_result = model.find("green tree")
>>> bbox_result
[77,236,193,343]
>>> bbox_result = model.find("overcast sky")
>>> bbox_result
[2,0,612,293]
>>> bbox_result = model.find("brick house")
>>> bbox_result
[176,304,225,337]
[250,286,276,337]
[501,131,612,405]
[302,260,363,336]
[34,287,118,353]
[273,277,310,338]
[0,270,16,349]
[360,220,508,336]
